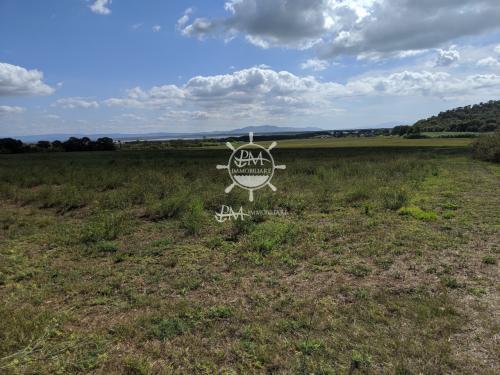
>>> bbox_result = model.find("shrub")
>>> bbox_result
[181,199,207,235]
[472,132,500,162]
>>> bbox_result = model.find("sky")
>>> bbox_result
[1,0,500,136]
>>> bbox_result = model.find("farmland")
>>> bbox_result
[0,137,499,374]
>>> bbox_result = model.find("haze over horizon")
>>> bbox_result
[1,0,500,137]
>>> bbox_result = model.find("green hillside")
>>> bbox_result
[413,100,500,132]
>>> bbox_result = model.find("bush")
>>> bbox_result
[181,199,207,235]
[404,133,429,139]
[472,132,500,162]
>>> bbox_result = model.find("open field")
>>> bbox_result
[122,136,473,151]
[0,138,499,374]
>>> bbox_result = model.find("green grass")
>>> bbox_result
[0,137,498,374]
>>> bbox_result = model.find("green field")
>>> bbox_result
[0,137,498,374]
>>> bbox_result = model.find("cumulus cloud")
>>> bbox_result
[89,0,111,15]
[177,8,193,29]
[477,57,500,68]
[0,62,54,96]
[53,97,99,109]
[179,0,500,59]
[152,25,161,32]
[104,67,500,122]
[301,59,329,71]
[435,48,460,67]
[495,45,500,54]
[0,105,25,115]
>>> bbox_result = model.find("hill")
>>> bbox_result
[413,100,500,132]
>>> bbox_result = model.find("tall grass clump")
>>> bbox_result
[381,187,408,210]
[181,199,207,235]
[472,132,500,162]
[145,191,189,221]
[246,220,298,254]
[80,212,129,243]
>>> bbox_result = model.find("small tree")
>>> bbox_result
[0,138,24,154]
[95,137,115,151]
[37,140,51,149]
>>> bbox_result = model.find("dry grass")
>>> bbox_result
[0,140,498,374]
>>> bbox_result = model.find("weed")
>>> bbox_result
[181,199,207,235]
[482,255,496,265]
[246,221,297,254]
[297,339,323,355]
[150,318,190,340]
[441,276,460,289]
[206,306,233,319]
[81,212,129,243]
[381,187,408,210]
[398,206,438,221]
[348,263,372,278]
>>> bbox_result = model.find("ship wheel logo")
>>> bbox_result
[217,132,286,202]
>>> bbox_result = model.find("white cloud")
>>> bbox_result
[179,0,500,60]
[495,45,500,54]
[0,105,25,115]
[477,57,500,68]
[131,23,143,30]
[301,59,329,71]
[435,48,460,67]
[0,62,54,96]
[52,97,99,109]
[104,67,500,123]
[89,0,111,15]
[152,25,161,32]
[176,8,194,30]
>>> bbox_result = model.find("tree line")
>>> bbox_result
[411,100,500,133]
[0,137,115,154]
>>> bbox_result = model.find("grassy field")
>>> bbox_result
[122,136,473,151]
[0,137,498,374]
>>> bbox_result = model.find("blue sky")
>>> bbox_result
[1,0,500,136]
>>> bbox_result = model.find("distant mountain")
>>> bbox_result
[228,125,323,133]
[413,100,500,132]
[10,125,324,143]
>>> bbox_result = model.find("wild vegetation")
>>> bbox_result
[412,100,500,133]
[472,132,500,162]
[0,137,115,154]
[0,137,498,374]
